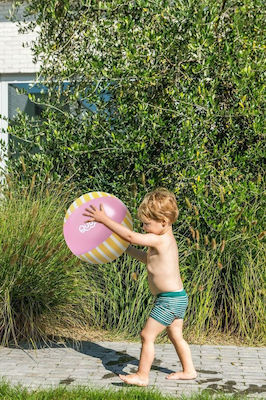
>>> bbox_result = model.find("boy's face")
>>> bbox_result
[141,217,169,234]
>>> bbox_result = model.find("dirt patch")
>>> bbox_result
[44,325,265,347]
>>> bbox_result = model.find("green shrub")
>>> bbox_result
[6,0,264,201]
[0,177,89,346]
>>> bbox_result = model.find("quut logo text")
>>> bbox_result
[79,222,96,233]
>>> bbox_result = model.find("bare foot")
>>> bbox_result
[166,370,197,380]
[119,373,149,386]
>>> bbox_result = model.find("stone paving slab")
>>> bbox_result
[0,342,265,399]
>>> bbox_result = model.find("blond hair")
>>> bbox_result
[137,188,179,224]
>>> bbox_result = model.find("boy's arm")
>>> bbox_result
[83,204,160,248]
[126,245,147,264]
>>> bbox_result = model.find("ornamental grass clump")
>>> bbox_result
[84,252,155,335]
[0,176,88,347]
[0,172,265,346]
[179,174,266,344]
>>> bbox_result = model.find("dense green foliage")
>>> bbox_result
[7,0,265,201]
[1,0,265,345]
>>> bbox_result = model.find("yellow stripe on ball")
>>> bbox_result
[123,216,132,230]
[98,242,118,261]
[111,232,129,249]
[105,236,125,255]
[85,251,101,264]
[75,197,84,207]
[91,248,109,263]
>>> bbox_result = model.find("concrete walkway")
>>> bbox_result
[0,341,265,398]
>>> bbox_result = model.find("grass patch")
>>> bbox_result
[0,381,249,400]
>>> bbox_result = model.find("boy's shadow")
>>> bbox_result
[19,338,175,384]
[75,340,175,376]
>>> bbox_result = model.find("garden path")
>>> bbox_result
[0,341,265,398]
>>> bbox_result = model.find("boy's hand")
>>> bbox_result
[83,204,107,223]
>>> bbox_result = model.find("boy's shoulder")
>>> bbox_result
[157,231,176,245]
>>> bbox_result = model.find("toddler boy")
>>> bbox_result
[83,188,197,386]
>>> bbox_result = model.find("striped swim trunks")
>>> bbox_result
[150,289,188,326]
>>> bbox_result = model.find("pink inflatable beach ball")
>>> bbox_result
[63,192,133,264]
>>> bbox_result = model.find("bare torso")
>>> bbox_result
[146,231,183,296]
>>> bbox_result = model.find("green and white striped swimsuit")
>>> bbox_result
[150,288,188,326]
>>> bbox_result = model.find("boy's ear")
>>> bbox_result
[162,218,170,226]
[161,219,167,227]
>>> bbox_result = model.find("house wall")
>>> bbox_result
[0,1,39,174]
[0,1,40,73]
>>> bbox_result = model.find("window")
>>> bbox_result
[8,82,46,120]
[0,74,111,173]
[0,74,39,173]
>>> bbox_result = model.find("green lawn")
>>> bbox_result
[0,381,248,400]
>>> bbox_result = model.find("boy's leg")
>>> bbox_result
[166,318,197,380]
[119,317,165,386]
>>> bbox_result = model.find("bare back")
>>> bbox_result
[146,232,183,295]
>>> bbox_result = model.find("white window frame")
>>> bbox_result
[0,73,36,175]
